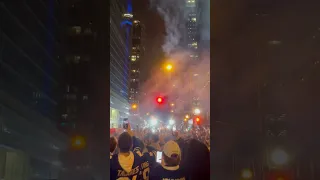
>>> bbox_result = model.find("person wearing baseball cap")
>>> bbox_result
[149,141,187,180]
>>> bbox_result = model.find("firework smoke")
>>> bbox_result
[140,0,210,118]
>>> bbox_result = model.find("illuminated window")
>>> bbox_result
[66,55,81,64]
[71,26,81,34]
[132,70,136,72]
[191,18,196,22]
[192,42,198,49]
[132,47,136,50]
[131,55,136,61]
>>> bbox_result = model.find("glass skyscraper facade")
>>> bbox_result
[128,20,144,116]
[0,1,67,179]
[110,0,131,128]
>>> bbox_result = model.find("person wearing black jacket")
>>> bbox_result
[183,139,210,180]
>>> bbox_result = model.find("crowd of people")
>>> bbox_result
[110,124,210,180]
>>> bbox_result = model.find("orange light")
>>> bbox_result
[184,118,187,122]
[165,64,173,71]
[196,117,200,122]
[132,104,137,109]
[71,135,86,149]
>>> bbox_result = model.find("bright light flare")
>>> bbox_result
[165,64,173,71]
[194,108,201,115]
[271,149,289,165]
[131,104,137,109]
[150,117,158,126]
[185,115,190,119]
[196,117,200,122]
[169,119,175,125]
[157,97,163,104]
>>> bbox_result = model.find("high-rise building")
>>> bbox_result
[110,0,132,128]
[183,0,202,113]
[129,20,145,115]
[185,0,200,62]
[0,1,67,179]
[58,1,94,135]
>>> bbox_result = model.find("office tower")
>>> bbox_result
[185,0,200,62]
[184,0,202,115]
[58,1,93,134]
[110,0,132,128]
[0,1,67,179]
[129,20,145,116]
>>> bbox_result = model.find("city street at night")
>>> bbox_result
[1,0,320,179]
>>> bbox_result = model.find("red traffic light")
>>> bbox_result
[194,116,201,124]
[156,96,164,104]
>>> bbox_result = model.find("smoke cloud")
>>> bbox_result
[149,0,192,55]
[140,0,210,122]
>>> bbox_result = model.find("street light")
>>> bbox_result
[131,104,137,109]
[150,117,158,126]
[165,64,173,71]
[185,115,190,119]
[194,108,201,115]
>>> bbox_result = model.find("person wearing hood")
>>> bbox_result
[110,124,147,180]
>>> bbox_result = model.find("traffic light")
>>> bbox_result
[156,96,164,104]
[194,116,201,125]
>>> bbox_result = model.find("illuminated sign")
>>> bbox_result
[123,13,133,18]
